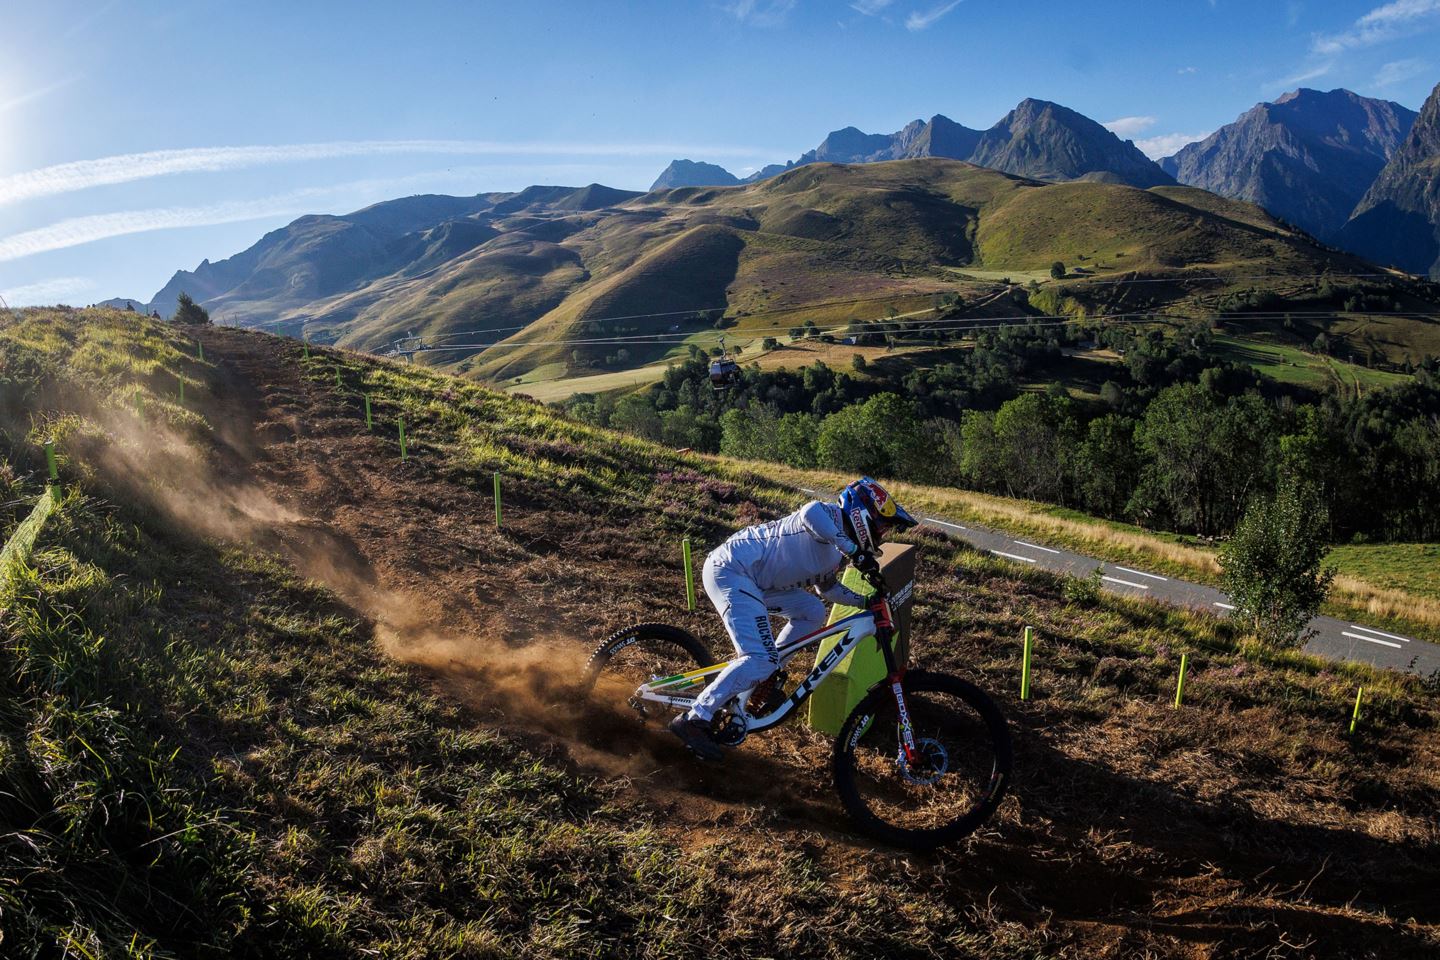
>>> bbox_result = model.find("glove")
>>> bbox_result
[852,550,881,579]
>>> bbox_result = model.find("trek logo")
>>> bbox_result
[785,630,858,706]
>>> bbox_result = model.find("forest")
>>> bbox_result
[560,323,1440,543]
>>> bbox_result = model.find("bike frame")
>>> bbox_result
[633,594,919,761]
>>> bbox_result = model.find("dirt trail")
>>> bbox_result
[191,327,851,837]
[180,327,1438,959]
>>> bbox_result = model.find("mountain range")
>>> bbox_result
[114,84,1440,374]
[647,85,1440,278]
[1160,88,1416,242]
[652,98,1174,190]
[123,156,1384,385]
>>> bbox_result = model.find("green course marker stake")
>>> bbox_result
[1173,652,1188,708]
[683,537,696,611]
[494,472,502,527]
[178,377,185,404]
[398,419,408,461]
[364,394,373,430]
[303,341,310,360]
[197,341,204,362]
[44,441,60,498]
[135,392,144,419]
[1020,626,1033,701]
[1349,686,1364,735]
[335,367,342,388]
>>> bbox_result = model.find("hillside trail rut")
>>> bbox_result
[190,327,857,844]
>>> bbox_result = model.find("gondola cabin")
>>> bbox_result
[708,356,741,390]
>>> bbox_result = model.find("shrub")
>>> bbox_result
[1063,566,1103,606]
[173,291,210,325]
[1219,480,1336,647]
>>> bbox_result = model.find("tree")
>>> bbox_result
[1219,480,1335,647]
[1050,261,1066,280]
[815,393,927,477]
[1075,414,1139,518]
[851,354,868,373]
[609,395,663,441]
[762,336,779,350]
[1130,383,1276,535]
[173,291,210,325]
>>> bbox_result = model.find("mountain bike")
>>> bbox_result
[583,572,1012,850]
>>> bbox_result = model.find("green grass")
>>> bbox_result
[1212,333,1409,392]
[1326,542,1440,604]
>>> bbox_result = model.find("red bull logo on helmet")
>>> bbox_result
[869,483,897,518]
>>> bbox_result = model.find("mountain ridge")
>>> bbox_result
[1340,81,1440,279]
[649,99,1172,190]
[1160,87,1417,241]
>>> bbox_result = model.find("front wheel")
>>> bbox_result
[833,670,1012,850]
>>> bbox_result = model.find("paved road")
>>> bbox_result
[800,487,1440,676]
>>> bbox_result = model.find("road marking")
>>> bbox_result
[1347,624,1411,643]
[990,549,1036,563]
[1342,631,1403,649]
[926,517,969,532]
[1014,540,1061,555]
[1111,565,1168,582]
[1102,575,1150,590]
[1213,601,1237,610]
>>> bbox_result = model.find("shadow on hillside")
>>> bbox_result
[950,725,1440,957]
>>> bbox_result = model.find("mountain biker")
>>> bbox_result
[669,477,918,760]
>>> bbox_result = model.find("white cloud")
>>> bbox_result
[724,0,797,26]
[0,139,771,208]
[1177,66,1198,74]
[1103,116,1158,137]
[0,76,82,114]
[1374,57,1429,86]
[1268,61,1334,91]
[0,275,94,306]
[851,0,894,13]
[906,0,963,31]
[1312,0,1440,54]
[0,171,481,263]
[1134,131,1213,159]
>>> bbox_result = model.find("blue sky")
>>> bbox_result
[1,0,1436,307]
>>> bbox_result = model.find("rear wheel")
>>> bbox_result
[583,623,713,721]
[833,670,1011,850]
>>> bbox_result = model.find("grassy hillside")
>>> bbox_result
[146,159,1430,391]
[3,308,1438,957]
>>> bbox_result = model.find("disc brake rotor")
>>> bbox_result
[895,737,949,785]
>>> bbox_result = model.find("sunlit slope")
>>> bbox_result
[973,179,1362,271]
[152,160,1376,381]
[469,160,1369,379]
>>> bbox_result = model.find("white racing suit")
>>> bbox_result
[688,501,870,723]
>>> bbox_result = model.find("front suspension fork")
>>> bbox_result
[872,598,920,766]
